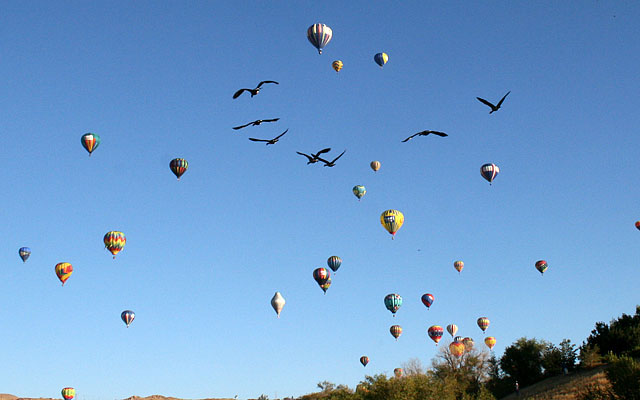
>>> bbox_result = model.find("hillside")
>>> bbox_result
[500,366,610,400]
[0,396,234,400]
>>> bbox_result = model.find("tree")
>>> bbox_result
[431,341,492,397]
[605,355,640,400]
[583,306,640,357]
[499,337,547,387]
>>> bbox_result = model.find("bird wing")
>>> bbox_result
[496,91,510,107]
[331,150,346,163]
[233,122,252,130]
[430,131,448,137]
[402,133,419,142]
[315,156,331,165]
[296,152,314,161]
[257,80,279,88]
[314,147,331,156]
[273,129,289,140]
[476,97,496,108]
[249,138,269,142]
[233,89,249,99]
[263,118,280,123]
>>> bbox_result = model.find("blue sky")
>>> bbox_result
[1,1,639,399]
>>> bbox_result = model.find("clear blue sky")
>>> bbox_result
[1,1,639,399]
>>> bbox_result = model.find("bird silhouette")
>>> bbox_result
[296,148,332,164]
[476,91,510,113]
[233,81,279,99]
[402,130,448,142]
[232,118,280,130]
[316,150,346,167]
[248,129,289,145]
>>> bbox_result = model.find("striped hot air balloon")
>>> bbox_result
[390,324,403,340]
[360,356,369,367]
[104,231,126,259]
[485,336,497,350]
[477,317,490,333]
[81,133,100,156]
[428,325,444,345]
[327,256,342,272]
[170,158,188,180]
[374,52,389,67]
[307,23,332,54]
[61,387,75,400]
[421,293,434,309]
[446,324,458,338]
[384,293,403,316]
[55,262,73,286]
[121,310,135,327]
[480,163,500,184]
[380,209,404,239]
[320,276,332,294]
[332,60,343,72]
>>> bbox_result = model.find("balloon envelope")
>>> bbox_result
[353,185,366,200]
[428,325,444,345]
[370,160,380,172]
[390,324,403,340]
[332,60,343,72]
[121,310,135,327]
[485,336,497,350]
[55,262,73,285]
[104,231,126,258]
[446,324,458,337]
[313,268,330,285]
[271,292,285,317]
[454,260,464,273]
[380,209,404,238]
[480,163,500,184]
[19,247,31,262]
[535,260,548,275]
[320,276,332,293]
[360,355,369,366]
[463,337,475,351]
[61,387,75,400]
[449,341,465,357]
[374,52,389,67]
[327,256,342,272]
[384,293,403,315]
[307,23,332,54]
[636,221,640,230]
[394,368,403,378]
[421,293,434,309]
[170,158,188,180]
[81,133,100,155]
[477,317,490,332]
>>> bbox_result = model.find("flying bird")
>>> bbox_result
[233,81,279,99]
[233,118,280,130]
[296,148,332,164]
[402,130,448,142]
[476,91,510,113]
[317,150,346,167]
[249,129,289,145]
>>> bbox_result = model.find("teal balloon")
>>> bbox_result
[384,293,402,315]
[352,185,366,200]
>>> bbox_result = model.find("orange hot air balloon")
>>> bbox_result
[55,262,73,286]
[477,317,490,333]
[61,387,76,400]
[449,341,465,357]
[370,160,380,172]
[454,260,464,274]
[390,324,403,341]
[484,336,497,350]
[394,368,403,378]
[104,231,126,258]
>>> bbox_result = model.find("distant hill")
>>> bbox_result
[0,396,234,400]
[500,366,610,400]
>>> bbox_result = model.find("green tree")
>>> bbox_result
[499,337,547,387]
[431,342,493,397]
[606,355,640,400]
[583,305,640,357]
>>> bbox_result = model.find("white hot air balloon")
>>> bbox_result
[271,291,286,318]
[447,324,458,338]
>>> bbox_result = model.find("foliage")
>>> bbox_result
[583,305,640,357]
[431,343,492,396]
[499,337,547,386]
[576,383,615,400]
[605,355,640,400]
[541,339,577,376]
[580,344,604,368]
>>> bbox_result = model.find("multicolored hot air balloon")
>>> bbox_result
[380,209,404,239]
[454,336,464,343]
[394,368,403,378]
[327,256,342,273]
[485,336,497,350]
[463,337,475,351]
[535,260,548,275]
[170,158,188,180]
[421,293,434,309]
[271,292,285,318]
[635,221,640,231]
[313,268,331,293]
[370,160,380,172]
[428,325,444,345]
[360,355,369,367]
[384,293,403,316]
[61,387,75,400]
[55,262,73,286]
[374,52,388,67]
[353,185,366,200]
[477,317,490,333]
[454,260,464,274]
[320,276,332,293]
[121,310,135,327]
[307,23,332,54]
[449,341,465,357]
[390,324,403,340]
[104,231,126,259]
[81,133,100,156]
[19,247,31,262]
[332,60,343,72]
[480,163,500,184]
[447,324,458,338]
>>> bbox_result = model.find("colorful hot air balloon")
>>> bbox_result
[449,341,466,357]
[463,337,475,351]
[19,247,31,262]
[480,163,500,184]
[353,185,366,200]
[374,52,388,67]
[61,387,76,400]
[390,324,403,340]
[384,293,403,316]
[535,260,548,275]
[81,133,100,156]
[360,355,369,367]
[55,262,73,286]
[121,310,135,327]
[380,209,404,239]
[421,293,434,309]
[454,260,464,274]
[370,160,380,172]
[271,292,285,318]
[485,336,497,350]
[477,317,490,333]
[428,325,444,345]
[332,60,343,72]
[170,158,188,180]
[320,276,332,293]
[307,23,332,54]
[313,268,331,293]
[104,231,126,259]
[453,336,464,343]
[394,368,403,378]
[447,324,458,338]
[327,256,342,272]
[635,221,640,231]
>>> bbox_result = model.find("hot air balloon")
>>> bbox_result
[370,160,380,172]
[480,163,500,184]
[61,387,75,400]
[81,133,100,156]
[635,221,640,230]
[421,293,434,309]
[374,52,388,67]
[327,256,342,273]
[121,310,135,327]
[535,260,548,275]
[453,336,464,343]
[271,292,285,318]
[428,325,444,345]
[485,336,496,350]
[353,185,366,200]
[454,260,464,274]
[463,337,475,351]
[449,341,465,357]
[170,158,188,180]
[394,368,403,378]
[307,23,332,54]
[332,60,343,72]
[477,317,490,333]
[380,209,404,239]
[313,268,331,293]
[55,262,73,286]
[390,324,403,340]
[104,231,126,259]
[320,276,332,293]
[447,324,458,338]
[360,355,369,367]
[384,293,403,316]
[19,247,31,262]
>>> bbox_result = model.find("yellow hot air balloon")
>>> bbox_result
[104,231,126,259]
[332,60,343,72]
[370,160,381,172]
[449,341,465,357]
[485,336,497,350]
[61,387,75,400]
[454,260,464,274]
[55,262,73,286]
[380,209,404,239]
